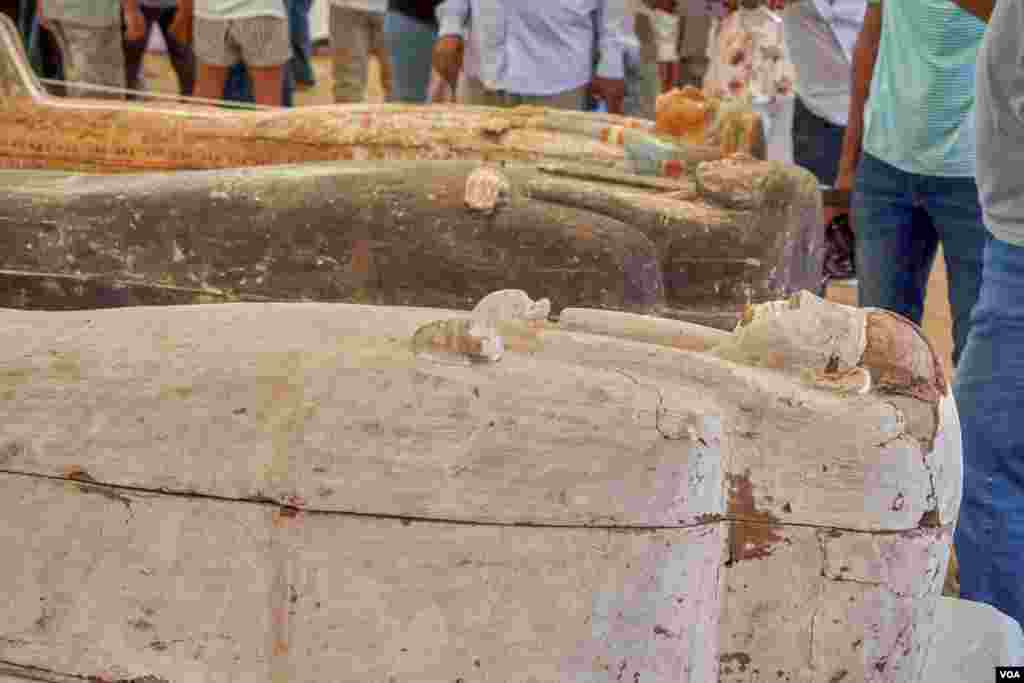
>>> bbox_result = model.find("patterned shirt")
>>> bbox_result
[704,5,795,102]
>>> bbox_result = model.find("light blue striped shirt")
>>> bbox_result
[437,0,631,97]
[861,0,985,177]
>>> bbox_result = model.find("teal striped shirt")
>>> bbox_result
[861,0,986,177]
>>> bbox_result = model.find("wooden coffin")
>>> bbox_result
[0,156,823,329]
[0,14,762,176]
[0,290,960,682]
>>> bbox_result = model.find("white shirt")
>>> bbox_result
[437,0,632,96]
[782,0,866,126]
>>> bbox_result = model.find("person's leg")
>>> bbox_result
[791,95,845,188]
[191,16,233,100]
[382,10,435,104]
[51,21,126,97]
[223,63,252,102]
[330,5,371,103]
[155,5,196,95]
[367,11,391,101]
[853,152,938,326]
[954,236,1024,628]
[622,51,658,119]
[921,174,989,367]
[122,5,157,97]
[287,0,313,86]
[234,15,289,107]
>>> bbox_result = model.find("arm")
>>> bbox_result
[833,1,882,193]
[947,0,993,21]
[433,0,471,88]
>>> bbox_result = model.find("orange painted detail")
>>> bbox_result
[662,160,684,178]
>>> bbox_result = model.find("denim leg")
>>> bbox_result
[954,237,1024,627]
[288,0,314,86]
[383,11,435,104]
[853,153,938,326]
[224,63,253,102]
[919,174,988,367]
[622,52,658,120]
[791,96,845,187]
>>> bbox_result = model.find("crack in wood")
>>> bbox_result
[0,468,937,539]
[0,660,168,683]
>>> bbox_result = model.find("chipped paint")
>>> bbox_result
[727,470,785,561]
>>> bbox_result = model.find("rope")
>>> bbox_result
[37,78,281,110]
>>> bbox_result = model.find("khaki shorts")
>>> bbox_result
[329,5,390,104]
[49,20,125,98]
[193,15,291,68]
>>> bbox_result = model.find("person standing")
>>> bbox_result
[329,0,390,103]
[623,0,680,119]
[432,0,631,114]
[948,0,1024,628]
[384,0,441,103]
[38,0,144,97]
[122,0,195,98]
[171,0,290,106]
[781,0,864,187]
[676,4,711,89]
[833,0,986,368]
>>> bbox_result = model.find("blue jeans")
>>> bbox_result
[383,10,436,104]
[288,0,315,86]
[954,236,1024,627]
[853,152,987,366]
[224,55,294,107]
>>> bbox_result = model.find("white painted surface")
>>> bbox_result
[0,298,960,681]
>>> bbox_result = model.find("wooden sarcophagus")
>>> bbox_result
[0,12,765,179]
[0,154,823,329]
[0,15,760,176]
[0,290,960,682]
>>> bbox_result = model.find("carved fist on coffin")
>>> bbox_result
[0,291,958,682]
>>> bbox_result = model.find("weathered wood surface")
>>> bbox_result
[0,15,761,175]
[0,294,959,681]
[0,156,823,329]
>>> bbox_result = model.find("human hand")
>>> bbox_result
[591,76,626,115]
[432,35,464,91]
[823,173,853,227]
[124,7,146,43]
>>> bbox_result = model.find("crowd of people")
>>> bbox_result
[8,0,1022,633]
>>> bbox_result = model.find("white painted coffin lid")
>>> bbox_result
[0,303,955,530]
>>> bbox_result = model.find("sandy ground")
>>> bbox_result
[142,52,961,594]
